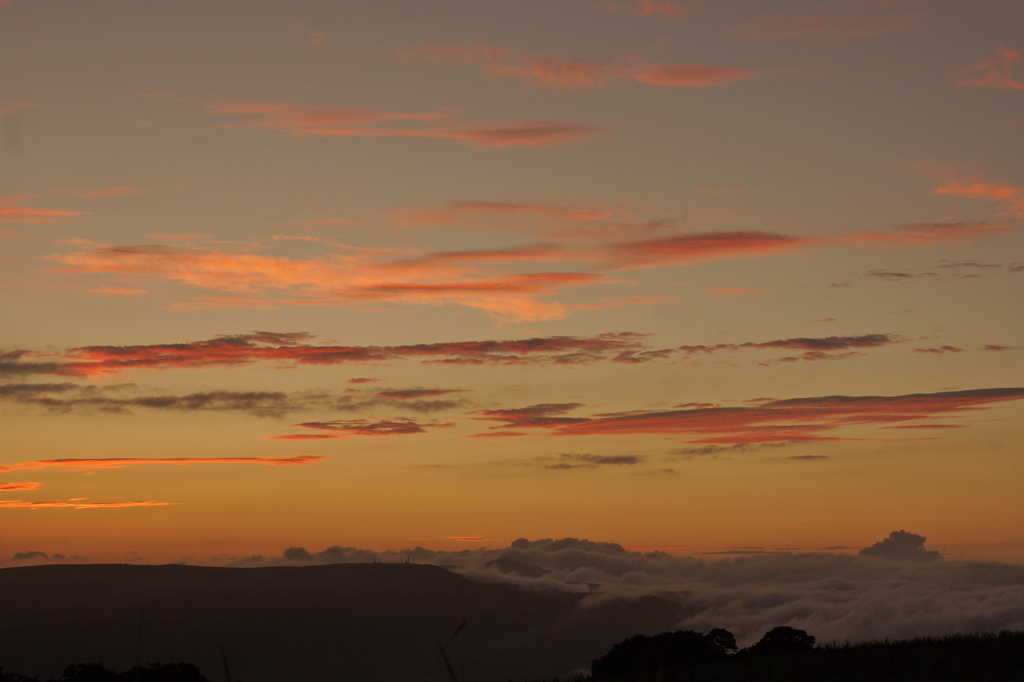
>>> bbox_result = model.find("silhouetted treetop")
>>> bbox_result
[591,628,738,678]
[747,626,817,656]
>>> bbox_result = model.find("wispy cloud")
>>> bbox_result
[474,388,1024,443]
[376,388,468,400]
[0,482,41,491]
[913,345,964,354]
[4,331,651,376]
[921,164,1024,217]
[602,231,819,270]
[0,455,326,473]
[677,333,899,363]
[401,44,756,90]
[206,100,605,148]
[842,221,1011,246]
[65,186,148,199]
[0,383,335,417]
[603,0,686,19]
[0,196,88,223]
[0,499,175,510]
[956,46,1024,91]
[269,418,454,440]
[49,242,600,321]
[0,381,470,418]
[735,2,925,41]
[0,101,39,113]
[861,259,1020,282]
[702,287,769,296]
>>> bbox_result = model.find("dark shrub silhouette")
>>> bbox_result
[591,628,737,678]
[32,663,209,682]
[120,663,208,682]
[747,626,816,656]
[58,664,118,682]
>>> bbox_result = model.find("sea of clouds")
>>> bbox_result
[214,530,1024,645]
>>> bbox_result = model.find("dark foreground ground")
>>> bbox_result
[3,564,1022,682]
[4,632,1023,681]
[589,631,1024,682]
[0,562,679,682]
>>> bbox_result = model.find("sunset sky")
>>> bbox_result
[2,0,1022,567]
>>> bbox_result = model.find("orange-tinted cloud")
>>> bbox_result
[0,455,326,472]
[933,182,1024,218]
[87,287,147,295]
[0,482,41,491]
[206,99,605,148]
[0,196,87,223]
[50,242,598,321]
[0,499,175,510]
[957,46,1024,91]
[632,65,757,88]
[842,221,1011,246]
[402,44,756,89]
[478,387,1024,443]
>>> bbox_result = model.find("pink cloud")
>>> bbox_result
[603,231,819,270]
[735,4,924,41]
[206,99,605,148]
[401,44,756,89]
[24,330,650,376]
[633,65,757,88]
[957,46,1024,91]
[475,388,1024,443]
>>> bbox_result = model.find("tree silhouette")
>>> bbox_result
[591,628,738,678]
[705,628,738,655]
[57,663,117,682]
[747,626,816,656]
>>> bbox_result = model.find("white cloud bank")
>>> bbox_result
[227,531,1024,645]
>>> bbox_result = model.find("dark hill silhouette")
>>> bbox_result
[0,563,681,682]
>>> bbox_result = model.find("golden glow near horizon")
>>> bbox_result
[1,0,1022,566]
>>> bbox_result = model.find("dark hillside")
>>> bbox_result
[0,563,680,682]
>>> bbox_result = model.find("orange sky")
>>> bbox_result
[1,0,1022,566]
